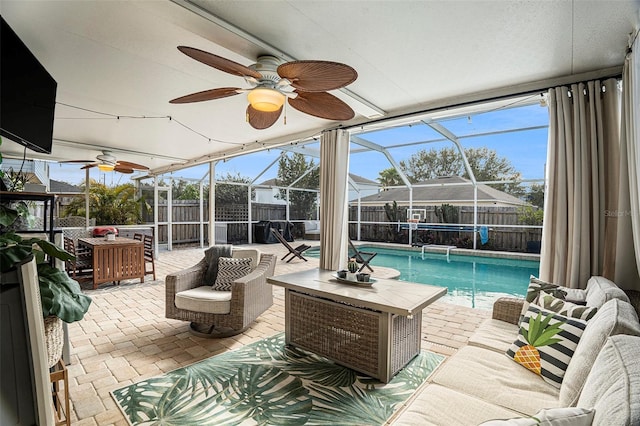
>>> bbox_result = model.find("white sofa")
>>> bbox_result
[393,277,640,425]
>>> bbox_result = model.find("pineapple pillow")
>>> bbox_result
[507,304,587,388]
[538,291,598,321]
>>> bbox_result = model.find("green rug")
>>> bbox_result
[111,333,444,425]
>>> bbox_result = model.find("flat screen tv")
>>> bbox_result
[1,17,57,154]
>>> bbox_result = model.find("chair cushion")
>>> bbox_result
[577,335,640,426]
[213,257,252,291]
[559,299,640,406]
[585,276,630,308]
[507,304,587,389]
[231,248,259,269]
[204,245,233,285]
[175,286,232,314]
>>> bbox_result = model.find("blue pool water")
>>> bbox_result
[307,246,539,310]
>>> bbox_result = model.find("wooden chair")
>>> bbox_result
[134,233,156,280]
[63,236,93,281]
[270,228,311,262]
[348,239,377,272]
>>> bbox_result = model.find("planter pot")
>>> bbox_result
[44,315,63,368]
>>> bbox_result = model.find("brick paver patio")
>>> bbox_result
[64,241,490,425]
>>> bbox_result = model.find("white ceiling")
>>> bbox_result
[1,0,638,175]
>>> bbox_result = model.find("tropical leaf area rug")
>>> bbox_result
[111,333,444,426]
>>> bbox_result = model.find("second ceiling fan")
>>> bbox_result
[169,47,358,129]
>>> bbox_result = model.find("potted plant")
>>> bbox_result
[0,202,92,366]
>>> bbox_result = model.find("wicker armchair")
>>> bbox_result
[165,247,277,337]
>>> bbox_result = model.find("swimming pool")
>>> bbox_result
[307,246,539,310]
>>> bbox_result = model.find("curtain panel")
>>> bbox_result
[319,129,350,270]
[617,33,640,289]
[540,79,622,288]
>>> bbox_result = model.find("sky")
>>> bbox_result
[49,102,549,187]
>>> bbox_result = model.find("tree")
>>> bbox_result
[525,183,545,209]
[399,146,524,196]
[172,179,201,200]
[215,172,252,205]
[276,153,319,219]
[378,167,403,188]
[63,181,145,225]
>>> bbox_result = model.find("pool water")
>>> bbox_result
[307,246,539,310]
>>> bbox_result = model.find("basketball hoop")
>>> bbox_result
[408,218,419,230]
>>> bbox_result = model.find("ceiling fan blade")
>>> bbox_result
[116,160,149,170]
[114,166,134,174]
[246,105,282,130]
[277,60,357,92]
[289,91,355,121]
[169,87,241,104]
[177,46,262,79]
[80,163,98,170]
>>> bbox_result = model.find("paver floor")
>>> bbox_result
[64,242,490,425]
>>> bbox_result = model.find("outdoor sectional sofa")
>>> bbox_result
[393,276,640,425]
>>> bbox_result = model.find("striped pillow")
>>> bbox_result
[538,291,598,321]
[213,257,252,291]
[507,304,587,388]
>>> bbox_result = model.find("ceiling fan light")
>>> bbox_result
[98,163,115,172]
[247,87,285,112]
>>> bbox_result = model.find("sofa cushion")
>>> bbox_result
[431,345,560,415]
[468,319,520,352]
[392,383,522,426]
[507,305,587,389]
[479,407,594,425]
[213,257,252,291]
[585,276,630,308]
[175,286,232,314]
[538,291,598,320]
[560,298,640,406]
[204,244,233,285]
[577,335,640,426]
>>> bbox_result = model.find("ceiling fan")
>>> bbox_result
[169,46,358,129]
[63,150,149,174]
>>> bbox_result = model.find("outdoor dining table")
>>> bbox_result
[78,237,145,289]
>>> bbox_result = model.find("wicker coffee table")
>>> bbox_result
[268,268,446,382]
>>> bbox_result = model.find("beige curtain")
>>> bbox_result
[540,79,621,288]
[319,129,350,270]
[615,34,640,290]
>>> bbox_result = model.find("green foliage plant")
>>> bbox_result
[517,205,544,226]
[0,204,91,323]
[64,180,145,225]
[276,153,319,219]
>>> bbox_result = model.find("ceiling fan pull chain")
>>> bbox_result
[284,102,287,125]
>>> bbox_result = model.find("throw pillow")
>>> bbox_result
[213,257,252,291]
[507,304,587,388]
[538,291,598,321]
[479,407,594,425]
[520,276,569,324]
[204,245,233,285]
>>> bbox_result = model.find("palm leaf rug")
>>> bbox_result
[111,333,444,425]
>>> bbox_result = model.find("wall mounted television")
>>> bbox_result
[1,17,57,154]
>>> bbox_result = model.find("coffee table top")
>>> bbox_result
[268,268,447,316]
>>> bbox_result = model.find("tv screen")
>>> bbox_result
[1,17,57,154]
